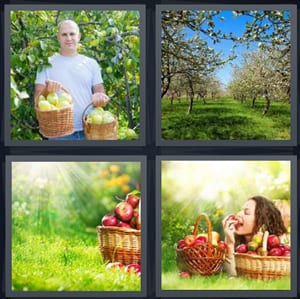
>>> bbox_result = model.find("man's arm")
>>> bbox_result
[92,83,105,94]
[34,83,46,100]
[92,84,110,107]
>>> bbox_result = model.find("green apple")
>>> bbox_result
[56,100,70,109]
[102,111,115,124]
[38,100,52,111]
[125,59,133,68]
[106,66,113,74]
[47,92,58,106]
[125,128,137,140]
[247,241,259,252]
[88,113,103,124]
[252,233,263,246]
[58,92,72,104]
[38,95,46,103]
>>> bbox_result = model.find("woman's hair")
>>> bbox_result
[250,195,287,236]
[236,195,287,245]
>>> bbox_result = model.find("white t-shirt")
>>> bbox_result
[35,53,103,131]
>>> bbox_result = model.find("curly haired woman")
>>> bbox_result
[222,195,289,276]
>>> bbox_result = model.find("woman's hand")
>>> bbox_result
[222,214,238,255]
[92,92,110,107]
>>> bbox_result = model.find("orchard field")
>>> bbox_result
[11,161,141,292]
[161,10,292,141]
[161,97,290,140]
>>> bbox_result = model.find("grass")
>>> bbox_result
[12,229,141,292]
[162,271,290,290]
[161,97,291,140]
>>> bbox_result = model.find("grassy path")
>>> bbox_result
[161,97,290,140]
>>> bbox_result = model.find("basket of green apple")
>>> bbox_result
[82,103,118,140]
[234,229,290,280]
[176,213,227,276]
[34,87,74,138]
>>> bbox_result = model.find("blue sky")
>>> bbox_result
[184,10,289,88]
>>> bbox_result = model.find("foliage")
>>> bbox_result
[10,10,140,140]
[161,97,290,140]
[12,162,141,230]
[161,10,291,115]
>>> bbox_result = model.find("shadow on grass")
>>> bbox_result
[161,98,290,140]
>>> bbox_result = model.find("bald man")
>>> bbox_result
[35,20,109,140]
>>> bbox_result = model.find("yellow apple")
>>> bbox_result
[58,92,72,104]
[47,92,58,106]
[38,100,52,111]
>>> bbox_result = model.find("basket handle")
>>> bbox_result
[82,102,94,123]
[192,213,213,257]
[34,85,71,107]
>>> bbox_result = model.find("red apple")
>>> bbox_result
[193,239,205,247]
[106,262,124,270]
[124,263,141,275]
[184,235,196,247]
[118,222,132,228]
[102,214,118,226]
[236,243,247,253]
[267,234,281,249]
[130,211,141,229]
[278,244,290,255]
[282,250,291,257]
[126,193,140,209]
[115,201,134,222]
[229,215,241,229]
[218,241,228,251]
[279,243,290,254]
[268,247,282,256]
[179,271,191,278]
[177,239,186,249]
[196,234,207,243]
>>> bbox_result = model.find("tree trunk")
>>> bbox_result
[187,79,194,114]
[251,97,256,108]
[187,95,194,114]
[262,90,270,115]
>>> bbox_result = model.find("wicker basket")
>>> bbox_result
[97,226,141,265]
[176,213,226,275]
[82,103,118,140]
[34,87,74,138]
[235,253,290,280]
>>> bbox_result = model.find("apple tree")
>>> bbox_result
[10,9,141,140]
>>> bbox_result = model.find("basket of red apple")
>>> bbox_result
[82,103,118,140]
[34,87,74,138]
[234,230,290,280]
[176,213,227,276]
[97,191,141,265]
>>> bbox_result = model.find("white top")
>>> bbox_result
[36,53,103,131]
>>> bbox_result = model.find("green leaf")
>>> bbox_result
[18,91,29,100]
[27,55,35,63]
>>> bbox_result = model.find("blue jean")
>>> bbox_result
[48,130,85,140]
